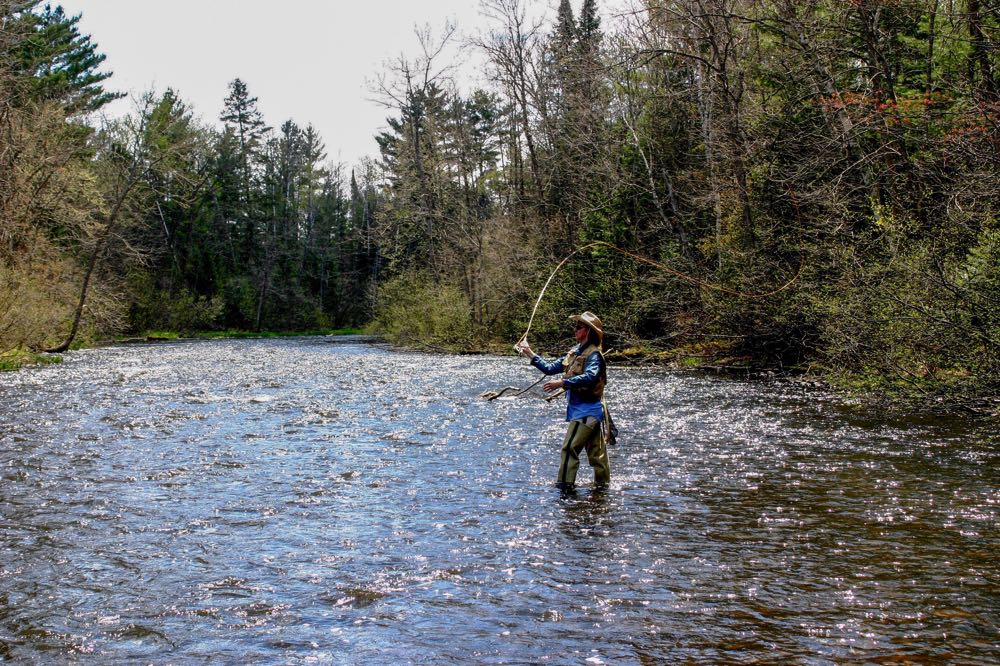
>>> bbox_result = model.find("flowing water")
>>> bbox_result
[0,337,997,664]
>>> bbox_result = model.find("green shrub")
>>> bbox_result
[818,229,1000,401]
[0,256,78,354]
[130,285,224,334]
[370,271,473,349]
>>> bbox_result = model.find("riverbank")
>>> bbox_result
[0,348,63,371]
[116,327,365,343]
[619,342,999,417]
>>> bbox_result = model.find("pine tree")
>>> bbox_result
[546,0,582,226]
[375,82,451,273]
[554,0,577,55]
[3,2,122,112]
[299,123,327,270]
[578,0,601,51]
[219,78,269,265]
[220,78,269,189]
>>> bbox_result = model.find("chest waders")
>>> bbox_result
[556,345,611,488]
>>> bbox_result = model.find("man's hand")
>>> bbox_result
[543,379,565,393]
[515,338,534,358]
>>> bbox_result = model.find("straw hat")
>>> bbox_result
[569,311,603,343]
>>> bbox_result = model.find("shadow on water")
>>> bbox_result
[0,336,996,664]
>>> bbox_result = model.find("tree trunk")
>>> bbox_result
[45,190,130,353]
[967,0,998,101]
[44,231,106,353]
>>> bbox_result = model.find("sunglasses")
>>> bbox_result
[574,323,588,331]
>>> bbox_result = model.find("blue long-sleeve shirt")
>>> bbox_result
[531,344,605,422]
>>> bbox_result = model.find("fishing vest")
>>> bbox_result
[562,343,606,401]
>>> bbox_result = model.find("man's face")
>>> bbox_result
[574,322,589,343]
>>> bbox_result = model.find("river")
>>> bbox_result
[0,337,996,664]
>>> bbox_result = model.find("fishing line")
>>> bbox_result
[516,240,802,348]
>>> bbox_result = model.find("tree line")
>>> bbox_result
[1,1,376,350]
[1,0,998,402]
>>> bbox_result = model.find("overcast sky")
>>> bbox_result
[60,0,512,168]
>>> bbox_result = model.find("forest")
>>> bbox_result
[1,0,998,406]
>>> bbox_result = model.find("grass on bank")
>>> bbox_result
[0,349,63,371]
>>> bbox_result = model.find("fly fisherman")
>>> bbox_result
[516,311,611,489]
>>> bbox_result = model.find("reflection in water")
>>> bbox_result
[0,337,997,664]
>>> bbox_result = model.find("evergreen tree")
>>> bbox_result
[578,0,601,53]
[218,78,269,286]
[554,0,576,55]
[3,2,122,112]
[349,163,381,296]
[375,82,451,273]
[299,123,327,241]
[220,78,269,199]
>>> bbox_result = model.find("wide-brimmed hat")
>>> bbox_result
[569,311,603,342]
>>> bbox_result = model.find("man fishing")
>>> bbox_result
[516,311,611,489]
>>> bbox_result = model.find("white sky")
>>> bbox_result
[60,0,512,168]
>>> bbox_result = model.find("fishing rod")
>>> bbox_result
[479,374,546,401]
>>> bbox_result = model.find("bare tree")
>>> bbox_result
[47,91,204,352]
[476,0,547,209]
